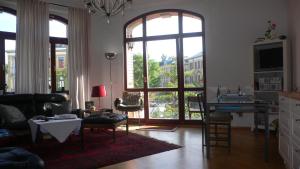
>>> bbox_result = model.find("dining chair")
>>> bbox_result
[187,96,202,120]
[197,93,232,151]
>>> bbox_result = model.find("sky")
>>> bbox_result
[0,12,67,51]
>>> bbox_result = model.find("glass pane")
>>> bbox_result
[126,18,143,38]
[126,42,143,89]
[5,40,16,92]
[149,91,178,119]
[128,92,144,119]
[146,12,178,36]
[55,44,68,91]
[147,39,178,88]
[50,19,67,38]
[183,37,204,88]
[184,91,202,120]
[183,13,202,33]
[0,12,16,33]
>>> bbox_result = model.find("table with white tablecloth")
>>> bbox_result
[28,118,82,143]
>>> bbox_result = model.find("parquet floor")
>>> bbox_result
[101,127,286,169]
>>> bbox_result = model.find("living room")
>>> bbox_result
[0,0,299,169]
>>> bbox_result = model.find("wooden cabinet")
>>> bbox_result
[279,93,300,169]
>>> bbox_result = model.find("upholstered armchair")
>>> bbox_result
[114,92,143,115]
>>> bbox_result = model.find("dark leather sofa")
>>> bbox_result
[0,93,70,136]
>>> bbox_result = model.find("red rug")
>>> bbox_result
[27,130,181,169]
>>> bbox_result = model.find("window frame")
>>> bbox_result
[123,9,206,124]
[0,7,69,94]
[0,6,16,93]
[49,14,68,94]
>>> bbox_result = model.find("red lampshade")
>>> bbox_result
[91,84,106,97]
[99,84,107,97]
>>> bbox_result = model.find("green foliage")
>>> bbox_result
[133,54,161,88]
[131,53,203,119]
[148,59,161,87]
[133,54,143,88]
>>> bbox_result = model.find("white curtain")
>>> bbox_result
[16,0,49,94]
[68,8,89,109]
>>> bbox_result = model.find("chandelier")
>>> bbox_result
[84,0,132,23]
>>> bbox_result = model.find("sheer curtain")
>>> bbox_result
[15,0,49,94]
[68,8,89,109]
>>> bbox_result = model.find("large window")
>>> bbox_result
[0,7,68,94]
[0,7,16,93]
[124,10,205,123]
[49,15,68,93]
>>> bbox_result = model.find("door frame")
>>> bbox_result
[123,9,206,125]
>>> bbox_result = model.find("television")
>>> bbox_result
[254,43,283,71]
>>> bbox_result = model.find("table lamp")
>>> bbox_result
[91,84,107,109]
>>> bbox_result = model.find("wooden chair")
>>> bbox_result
[187,96,202,120]
[197,93,232,151]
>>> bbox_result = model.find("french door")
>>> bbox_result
[124,10,205,124]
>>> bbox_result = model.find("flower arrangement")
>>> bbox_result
[264,20,277,40]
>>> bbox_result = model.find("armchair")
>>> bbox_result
[114,92,143,120]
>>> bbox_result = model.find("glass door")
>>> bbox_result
[146,39,179,120]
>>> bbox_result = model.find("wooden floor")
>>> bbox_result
[101,127,286,169]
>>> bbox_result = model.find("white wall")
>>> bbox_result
[89,0,287,126]
[288,0,300,90]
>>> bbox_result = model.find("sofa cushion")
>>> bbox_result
[34,93,68,116]
[0,147,44,169]
[0,95,35,119]
[50,101,72,115]
[0,104,26,127]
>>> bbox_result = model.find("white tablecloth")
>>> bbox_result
[28,118,82,143]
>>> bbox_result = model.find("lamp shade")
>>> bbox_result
[99,84,107,97]
[91,85,107,97]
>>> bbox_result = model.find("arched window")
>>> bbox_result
[0,7,68,94]
[124,10,205,123]
[49,15,68,93]
[0,6,16,93]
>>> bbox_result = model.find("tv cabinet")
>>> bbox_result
[253,39,291,130]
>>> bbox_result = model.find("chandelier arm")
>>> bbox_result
[111,2,126,16]
[111,0,120,14]
[91,0,108,15]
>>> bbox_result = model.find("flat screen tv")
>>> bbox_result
[255,45,283,71]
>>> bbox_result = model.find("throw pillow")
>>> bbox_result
[0,104,26,125]
[51,101,72,115]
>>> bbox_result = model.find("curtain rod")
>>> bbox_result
[48,2,71,8]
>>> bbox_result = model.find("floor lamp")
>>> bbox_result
[105,52,117,109]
